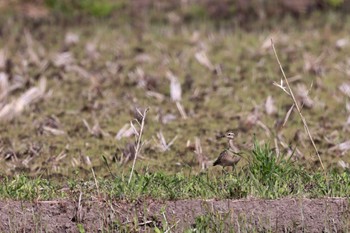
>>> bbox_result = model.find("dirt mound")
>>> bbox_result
[0,198,348,232]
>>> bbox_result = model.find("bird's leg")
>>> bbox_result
[235,167,240,177]
[222,167,228,176]
[230,166,235,174]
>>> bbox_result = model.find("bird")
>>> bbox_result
[213,131,242,172]
[213,150,241,168]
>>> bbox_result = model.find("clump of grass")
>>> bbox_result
[80,0,126,17]
[248,141,295,182]
[242,141,299,198]
[183,4,208,21]
[0,175,60,200]
[326,0,345,7]
[189,212,233,233]
[188,211,277,233]
[45,0,126,17]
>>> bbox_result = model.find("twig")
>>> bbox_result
[271,39,325,170]
[283,104,295,127]
[91,167,100,196]
[77,191,83,223]
[176,101,187,119]
[138,220,153,226]
[101,155,117,179]
[274,137,280,158]
[165,219,180,233]
[128,107,149,184]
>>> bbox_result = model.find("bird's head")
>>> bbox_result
[225,132,235,139]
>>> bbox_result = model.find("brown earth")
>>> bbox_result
[0,198,348,232]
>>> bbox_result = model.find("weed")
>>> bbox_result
[190,212,233,233]
[77,223,86,233]
[45,0,126,17]
[0,175,59,200]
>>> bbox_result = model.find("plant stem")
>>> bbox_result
[271,39,325,170]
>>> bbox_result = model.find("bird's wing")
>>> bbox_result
[227,149,242,156]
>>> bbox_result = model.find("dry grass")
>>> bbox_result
[128,108,149,184]
[271,39,325,170]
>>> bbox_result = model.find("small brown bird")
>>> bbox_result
[213,150,241,168]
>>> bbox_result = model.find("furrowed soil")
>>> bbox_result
[0,198,349,232]
[1,13,350,178]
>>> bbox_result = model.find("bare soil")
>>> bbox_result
[0,198,348,232]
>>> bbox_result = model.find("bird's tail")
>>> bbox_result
[213,160,219,166]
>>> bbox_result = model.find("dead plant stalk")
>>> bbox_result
[271,39,325,170]
[128,108,149,184]
[91,167,100,196]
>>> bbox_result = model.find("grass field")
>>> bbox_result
[0,6,350,231]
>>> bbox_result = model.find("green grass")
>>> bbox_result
[45,0,126,17]
[185,212,273,233]
[31,0,350,19]
[188,212,235,233]
[0,175,61,200]
[1,143,349,201]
